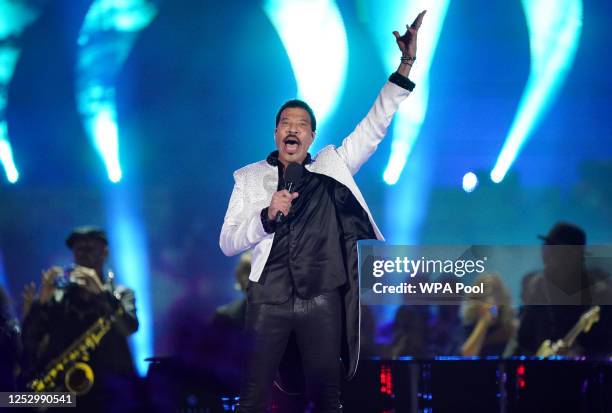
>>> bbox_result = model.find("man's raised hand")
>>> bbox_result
[393,10,426,59]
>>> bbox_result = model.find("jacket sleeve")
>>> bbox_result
[108,286,139,337]
[219,171,269,257]
[87,286,139,337]
[336,81,411,175]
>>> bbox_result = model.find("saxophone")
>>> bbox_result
[27,306,124,395]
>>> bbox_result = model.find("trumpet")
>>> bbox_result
[27,307,124,395]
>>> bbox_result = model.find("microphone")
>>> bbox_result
[276,162,304,224]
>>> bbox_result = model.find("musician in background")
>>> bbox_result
[20,226,139,412]
[211,251,251,330]
[516,222,612,357]
[459,273,516,357]
[388,277,431,358]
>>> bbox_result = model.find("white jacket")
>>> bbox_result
[220,81,411,282]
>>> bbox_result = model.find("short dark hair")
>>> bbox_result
[275,99,317,132]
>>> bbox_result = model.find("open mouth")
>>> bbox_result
[283,136,300,154]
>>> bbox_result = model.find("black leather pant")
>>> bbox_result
[239,290,342,413]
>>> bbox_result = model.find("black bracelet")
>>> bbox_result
[389,72,416,92]
[400,55,416,65]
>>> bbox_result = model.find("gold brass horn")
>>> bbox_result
[65,362,95,395]
[27,307,123,395]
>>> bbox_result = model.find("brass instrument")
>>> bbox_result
[27,307,124,395]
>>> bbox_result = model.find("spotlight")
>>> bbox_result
[462,172,478,193]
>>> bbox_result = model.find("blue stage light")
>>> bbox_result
[106,192,153,377]
[91,104,122,183]
[77,0,158,183]
[79,0,157,34]
[263,0,348,148]
[0,1,47,183]
[491,0,583,183]
[0,129,19,183]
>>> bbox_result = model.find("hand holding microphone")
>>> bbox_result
[268,162,304,223]
[268,190,299,221]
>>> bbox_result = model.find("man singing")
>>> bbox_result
[220,11,425,412]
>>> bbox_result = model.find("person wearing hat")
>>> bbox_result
[20,226,139,412]
[514,222,612,358]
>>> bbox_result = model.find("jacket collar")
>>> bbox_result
[266,150,312,167]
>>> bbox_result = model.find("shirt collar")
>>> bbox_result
[266,150,312,167]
